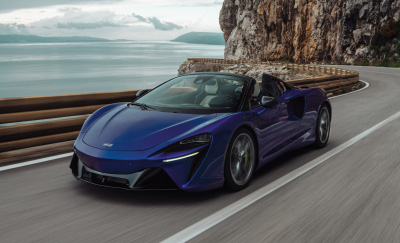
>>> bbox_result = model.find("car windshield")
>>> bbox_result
[134,74,246,114]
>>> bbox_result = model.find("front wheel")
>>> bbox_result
[224,129,256,191]
[314,105,331,148]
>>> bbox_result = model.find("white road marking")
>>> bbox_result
[329,80,369,99]
[351,70,400,76]
[162,110,400,243]
[327,65,400,74]
[0,153,73,172]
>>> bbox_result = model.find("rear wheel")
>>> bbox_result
[314,105,331,148]
[224,129,256,191]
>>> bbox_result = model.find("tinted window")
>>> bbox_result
[135,74,246,113]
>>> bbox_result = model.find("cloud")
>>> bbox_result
[148,17,183,31]
[28,8,183,34]
[0,23,29,34]
[132,13,183,31]
[0,1,221,39]
[0,0,125,11]
[32,8,125,30]
[57,21,121,29]
[163,0,224,8]
[132,13,147,23]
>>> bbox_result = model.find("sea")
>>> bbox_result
[0,41,225,98]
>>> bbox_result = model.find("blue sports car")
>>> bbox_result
[70,72,331,191]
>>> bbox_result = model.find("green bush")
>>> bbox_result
[368,59,400,68]
[383,46,390,53]
[371,45,379,52]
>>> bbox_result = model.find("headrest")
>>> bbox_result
[253,82,260,97]
[205,82,218,95]
[235,87,242,96]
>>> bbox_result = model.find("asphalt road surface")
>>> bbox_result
[1,66,400,243]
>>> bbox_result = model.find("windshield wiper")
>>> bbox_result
[129,102,156,111]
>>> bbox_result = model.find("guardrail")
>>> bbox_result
[0,59,361,164]
[185,58,361,97]
[0,90,139,164]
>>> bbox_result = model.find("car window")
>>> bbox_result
[260,81,282,98]
[135,74,246,113]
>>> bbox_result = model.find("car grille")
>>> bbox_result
[71,155,178,190]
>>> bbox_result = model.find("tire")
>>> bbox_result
[314,104,331,148]
[224,128,256,191]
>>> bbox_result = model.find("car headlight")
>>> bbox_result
[179,134,212,145]
[163,152,200,162]
[148,134,212,163]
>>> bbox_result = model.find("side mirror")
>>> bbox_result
[136,89,149,98]
[261,96,279,108]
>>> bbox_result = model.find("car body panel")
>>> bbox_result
[70,73,330,192]
[83,105,217,151]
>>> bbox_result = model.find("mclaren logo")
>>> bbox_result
[103,143,113,147]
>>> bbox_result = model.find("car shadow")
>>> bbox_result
[252,146,316,185]
[72,180,228,206]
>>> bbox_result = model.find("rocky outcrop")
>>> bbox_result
[220,0,400,64]
[219,64,311,80]
[178,61,231,75]
[178,60,311,80]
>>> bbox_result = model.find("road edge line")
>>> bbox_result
[162,110,400,243]
[329,80,369,99]
[0,153,73,172]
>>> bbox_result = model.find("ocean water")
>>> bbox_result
[0,41,225,98]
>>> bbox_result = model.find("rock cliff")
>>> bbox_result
[220,0,400,64]
[178,60,311,80]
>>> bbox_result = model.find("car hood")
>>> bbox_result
[83,105,217,151]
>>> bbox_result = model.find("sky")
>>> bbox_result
[0,0,224,40]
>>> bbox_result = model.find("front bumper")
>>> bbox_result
[70,143,225,192]
[71,155,178,190]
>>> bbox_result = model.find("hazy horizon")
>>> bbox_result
[0,31,224,42]
[0,0,224,41]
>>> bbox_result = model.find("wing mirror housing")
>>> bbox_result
[261,96,279,108]
[136,89,149,98]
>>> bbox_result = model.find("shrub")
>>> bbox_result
[383,46,390,53]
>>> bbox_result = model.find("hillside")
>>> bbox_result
[172,32,225,45]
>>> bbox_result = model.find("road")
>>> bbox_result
[1,66,400,242]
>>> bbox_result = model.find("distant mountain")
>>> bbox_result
[0,35,112,43]
[172,32,225,45]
